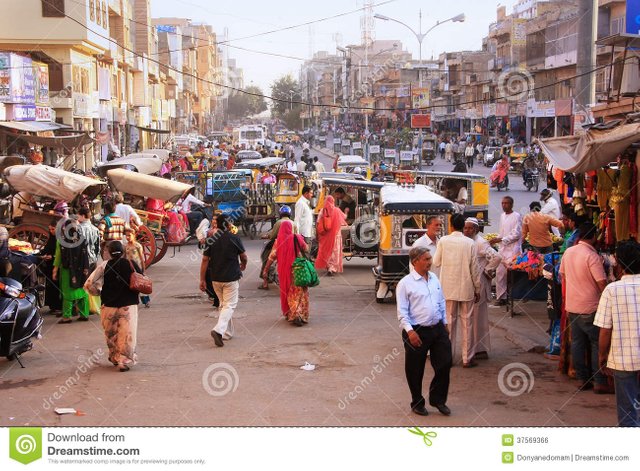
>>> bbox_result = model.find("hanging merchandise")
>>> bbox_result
[611,160,631,241]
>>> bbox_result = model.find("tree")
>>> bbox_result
[270,74,301,117]
[227,85,267,119]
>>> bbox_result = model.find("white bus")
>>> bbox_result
[232,125,266,149]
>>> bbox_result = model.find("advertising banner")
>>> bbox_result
[33,61,49,106]
[410,114,431,129]
[411,88,430,109]
[0,53,35,105]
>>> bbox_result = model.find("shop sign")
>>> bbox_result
[369,145,380,154]
[0,53,35,105]
[410,114,431,129]
[12,104,36,121]
[400,151,414,161]
[341,139,351,147]
[35,106,51,121]
[333,138,342,144]
[384,149,397,159]
[352,142,362,150]
[33,61,49,106]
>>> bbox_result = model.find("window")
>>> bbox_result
[611,17,625,35]
[42,0,64,17]
[89,0,95,22]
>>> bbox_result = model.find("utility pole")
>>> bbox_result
[575,0,597,121]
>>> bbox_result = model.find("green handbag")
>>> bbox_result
[292,236,320,288]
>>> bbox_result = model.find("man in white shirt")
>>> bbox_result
[397,246,452,417]
[540,188,561,236]
[286,158,297,172]
[464,218,502,360]
[294,185,314,246]
[114,193,142,228]
[489,196,523,306]
[313,156,326,173]
[296,158,308,172]
[412,216,443,276]
[178,193,207,236]
[434,214,481,368]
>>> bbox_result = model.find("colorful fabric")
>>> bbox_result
[98,214,128,242]
[269,220,307,315]
[101,304,138,368]
[286,285,310,322]
[54,242,89,319]
[315,196,346,272]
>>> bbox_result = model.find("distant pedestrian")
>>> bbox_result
[397,246,452,417]
[489,197,522,306]
[314,156,326,172]
[199,214,248,347]
[594,241,640,426]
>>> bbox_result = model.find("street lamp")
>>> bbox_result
[289,89,301,111]
[374,11,465,86]
[375,11,464,169]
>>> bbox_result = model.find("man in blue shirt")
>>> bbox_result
[397,246,452,416]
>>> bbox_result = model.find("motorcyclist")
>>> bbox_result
[522,153,538,185]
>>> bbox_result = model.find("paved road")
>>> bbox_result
[0,242,615,427]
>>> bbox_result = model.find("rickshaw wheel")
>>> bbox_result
[152,234,168,265]
[135,225,156,269]
[9,224,50,252]
[249,223,258,240]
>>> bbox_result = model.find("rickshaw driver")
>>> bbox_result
[441,179,467,214]
[333,187,356,225]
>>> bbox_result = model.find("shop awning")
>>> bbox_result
[136,125,171,134]
[0,130,93,152]
[538,122,640,173]
[0,121,72,132]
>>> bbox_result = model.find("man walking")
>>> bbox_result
[434,214,481,368]
[560,223,610,393]
[295,185,314,247]
[595,241,640,426]
[199,214,248,347]
[489,196,522,306]
[463,218,502,360]
[397,246,452,416]
[464,142,475,169]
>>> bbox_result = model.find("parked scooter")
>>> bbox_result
[0,278,43,367]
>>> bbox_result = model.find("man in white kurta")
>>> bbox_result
[489,197,523,305]
[464,218,502,359]
[540,188,561,235]
[294,186,314,245]
[434,214,481,367]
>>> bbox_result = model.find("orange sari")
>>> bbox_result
[315,195,347,273]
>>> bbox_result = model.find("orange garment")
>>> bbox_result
[315,196,346,272]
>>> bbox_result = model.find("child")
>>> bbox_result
[124,229,151,308]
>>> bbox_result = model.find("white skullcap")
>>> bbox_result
[465,217,480,226]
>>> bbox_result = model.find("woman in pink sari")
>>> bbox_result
[490,155,509,187]
[262,220,310,326]
[315,195,347,276]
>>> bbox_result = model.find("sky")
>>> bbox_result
[151,0,520,94]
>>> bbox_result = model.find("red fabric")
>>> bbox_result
[490,157,509,184]
[146,198,165,213]
[275,220,306,315]
[315,195,346,270]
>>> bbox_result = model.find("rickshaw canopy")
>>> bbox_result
[3,164,106,200]
[96,154,163,176]
[107,168,193,203]
[234,157,285,169]
[380,184,455,215]
[0,156,26,174]
[140,149,171,161]
[337,155,369,167]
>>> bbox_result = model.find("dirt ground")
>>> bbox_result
[0,238,617,427]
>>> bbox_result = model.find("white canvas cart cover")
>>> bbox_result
[107,168,194,203]
[3,164,106,200]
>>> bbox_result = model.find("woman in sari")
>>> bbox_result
[146,197,188,243]
[100,241,142,372]
[262,220,310,326]
[314,195,347,276]
[490,155,510,187]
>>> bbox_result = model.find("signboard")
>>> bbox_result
[369,145,381,154]
[0,53,35,105]
[341,139,351,147]
[33,61,49,106]
[384,149,397,159]
[627,1,640,34]
[400,151,414,161]
[35,105,51,121]
[512,19,527,46]
[352,142,362,150]
[12,104,36,121]
[74,93,90,117]
[156,25,177,34]
[333,138,342,144]
[411,114,431,129]
[411,88,430,109]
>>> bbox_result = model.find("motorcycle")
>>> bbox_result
[0,277,43,367]
[491,173,509,191]
[523,167,540,192]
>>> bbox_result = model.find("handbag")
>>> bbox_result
[317,211,332,236]
[292,236,319,288]
[128,260,153,295]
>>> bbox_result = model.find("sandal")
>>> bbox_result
[258,285,269,290]
[118,364,130,372]
[58,318,72,324]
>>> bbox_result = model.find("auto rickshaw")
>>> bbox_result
[314,178,385,259]
[335,155,371,179]
[421,135,437,166]
[373,184,455,303]
[274,172,323,218]
[414,170,490,228]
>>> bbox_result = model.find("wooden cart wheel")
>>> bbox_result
[135,225,156,269]
[9,224,50,252]
[152,234,168,265]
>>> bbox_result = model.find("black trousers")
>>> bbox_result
[402,322,452,409]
